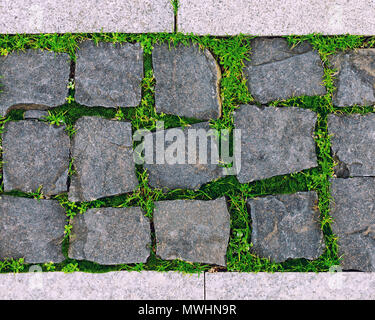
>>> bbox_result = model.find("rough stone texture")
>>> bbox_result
[69,207,150,265]
[2,120,70,196]
[0,271,204,300]
[328,114,375,177]
[154,198,230,266]
[329,49,375,107]
[0,0,174,33]
[206,272,375,300]
[178,0,375,36]
[68,117,138,202]
[0,195,66,263]
[248,192,325,263]
[144,122,222,190]
[23,110,49,120]
[234,105,318,183]
[0,50,70,116]
[75,41,143,108]
[330,178,375,271]
[244,38,326,103]
[153,43,221,120]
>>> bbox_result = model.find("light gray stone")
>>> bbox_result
[154,198,230,266]
[328,114,375,177]
[0,0,174,34]
[234,105,318,183]
[68,117,138,202]
[75,41,143,108]
[0,50,70,116]
[0,195,66,263]
[144,122,222,190]
[178,0,375,36]
[153,43,221,119]
[69,207,150,265]
[24,110,49,120]
[329,49,375,107]
[330,178,375,271]
[2,120,70,196]
[206,272,375,300]
[0,271,204,300]
[244,38,326,103]
[248,192,325,263]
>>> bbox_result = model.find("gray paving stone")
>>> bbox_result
[248,192,325,263]
[69,207,150,265]
[206,272,375,300]
[244,38,326,103]
[144,122,222,190]
[0,271,204,300]
[154,198,230,266]
[0,50,70,116]
[234,105,318,183]
[0,0,174,34]
[329,49,375,107]
[2,120,70,196]
[0,195,66,263]
[328,114,375,177]
[23,110,49,120]
[330,178,375,271]
[75,41,143,108]
[68,117,138,202]
[178,0,375,36]
[153,43,221,120]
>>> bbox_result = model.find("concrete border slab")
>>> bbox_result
[0,271,204,300]
[0,0,174,34]
[205,272,375,300]
[178,0,375,36]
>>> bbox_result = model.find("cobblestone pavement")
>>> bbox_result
[1,35,375,274]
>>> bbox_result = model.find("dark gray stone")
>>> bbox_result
[68,116,138,202]
[234,105,318,183]
[2,120,70,196]
[75,41,143,107]
[328,113,375,177]
[24,110,49,119]
[68,207,150,265]
[0,50,70,116]
[329,49,375,107]
[154,198,230,266]
[248,192,325,263]
[153,43,221,120]
[330,178,375,271]
[244,38,326,103]
[144,122,222,190]
[0,195,66,263]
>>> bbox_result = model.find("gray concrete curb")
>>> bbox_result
[0,271,374,300]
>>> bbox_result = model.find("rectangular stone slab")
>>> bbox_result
[0,0,174,33]
[178,0,375,36]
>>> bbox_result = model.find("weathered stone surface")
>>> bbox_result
[75,41,143,108]
[328,114,375,177]
[69,207,150,265]
[330,178,375,271]
[329,49,375,107]
[244,38,326,103]
[153,43,221,120]
[24,110,49,119]
[234,105,318,183]
[248,192,325,262]
[68,117,138,202]
[154,198,230,266]
[144,122,222,190]
[2,120,70,195]
[0,195,66,263]
[0,50,70,116]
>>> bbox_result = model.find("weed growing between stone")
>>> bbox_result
[0,33,374,274]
